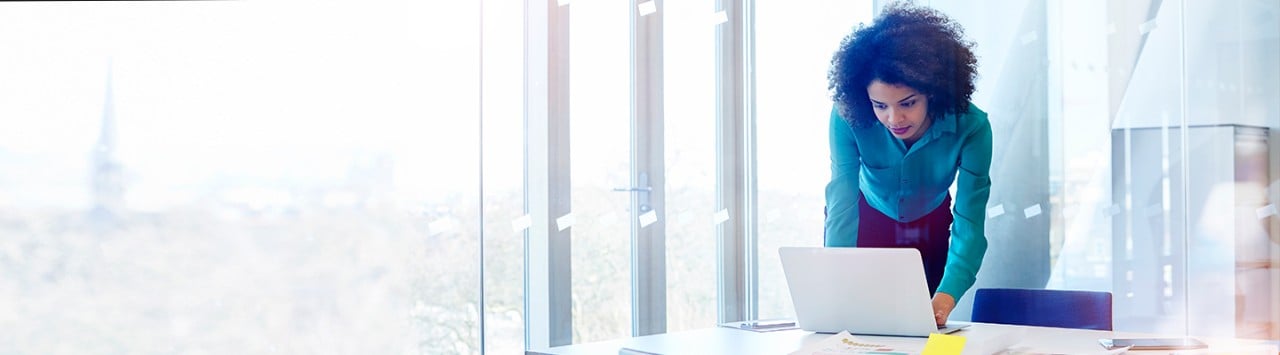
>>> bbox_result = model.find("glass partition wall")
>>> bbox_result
[921,0,1280,339]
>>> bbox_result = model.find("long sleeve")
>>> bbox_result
[824,107,861,247]
[935,115,992,301]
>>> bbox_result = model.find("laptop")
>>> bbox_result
[779,246,969,337]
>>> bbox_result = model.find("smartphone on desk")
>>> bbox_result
[719,319,796,331]
[1099,337,1208,350]
[741,319,795,330]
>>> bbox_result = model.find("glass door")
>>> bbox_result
[563,0,719,342]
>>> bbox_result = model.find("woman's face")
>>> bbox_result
[867,80,931,144]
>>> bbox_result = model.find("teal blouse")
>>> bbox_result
[824,103,993,300]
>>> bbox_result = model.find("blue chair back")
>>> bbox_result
[971,288,1113,331]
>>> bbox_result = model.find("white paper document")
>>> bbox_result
[789,331,919,355]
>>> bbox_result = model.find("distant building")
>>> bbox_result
[90,65,125,222]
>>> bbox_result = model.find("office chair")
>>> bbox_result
[971,288,1113,331]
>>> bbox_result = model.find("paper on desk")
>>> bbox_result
[790,330,918,355]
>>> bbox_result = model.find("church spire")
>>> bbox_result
[91,60,124,220]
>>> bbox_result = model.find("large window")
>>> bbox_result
[567,0,634,343]
[481,0,527,353]
[753,0,873,320]
[662,0,720,333]
[0,0,483,353]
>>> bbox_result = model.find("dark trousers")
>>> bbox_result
[856,194,953,296]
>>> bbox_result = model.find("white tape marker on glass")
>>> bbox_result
[511,214,532,233]
[711,11,728,25]
[987,204,1005,219]
[1024,204,1042,219]
[638,1,657,16]
[556,212,575,231]
[1257,205,1278,220]
[638,210,658,228]
[713,209,730,225]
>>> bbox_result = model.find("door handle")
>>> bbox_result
[611,172,653,212]
[611,187,653,192]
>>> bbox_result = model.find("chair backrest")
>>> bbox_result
[971,288,1113,331]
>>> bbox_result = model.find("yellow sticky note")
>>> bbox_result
[922,333,966,355]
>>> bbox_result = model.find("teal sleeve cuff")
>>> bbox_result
[937,115,993,302]
[936,208,986,301]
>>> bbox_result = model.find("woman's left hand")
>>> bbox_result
[931,292,956,325]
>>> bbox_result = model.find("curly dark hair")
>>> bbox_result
[828,2,978,128]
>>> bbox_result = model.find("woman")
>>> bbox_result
[824,2,992,325]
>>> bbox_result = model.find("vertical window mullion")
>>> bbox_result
[714,0,756,323]
[525,0,572,349]
[630,0,668,337]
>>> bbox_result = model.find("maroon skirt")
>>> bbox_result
[856,193,953,296]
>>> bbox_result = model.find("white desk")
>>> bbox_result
[527,323,1278,355]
